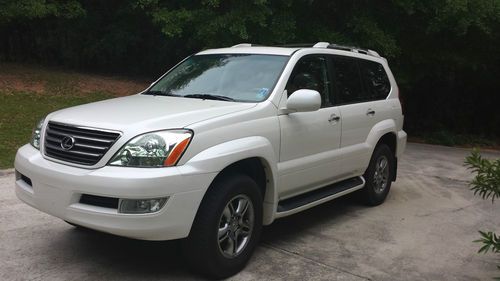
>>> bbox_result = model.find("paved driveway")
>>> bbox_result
[1,143,499,280]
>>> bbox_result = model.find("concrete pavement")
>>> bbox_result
[1,143,499,280]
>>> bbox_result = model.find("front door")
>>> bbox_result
[278,55,342,199]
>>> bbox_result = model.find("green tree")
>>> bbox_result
[0,0,84,24]
[1,0,500,139]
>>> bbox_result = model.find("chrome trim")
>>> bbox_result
[47,121,124,136]
[42,121,123,167]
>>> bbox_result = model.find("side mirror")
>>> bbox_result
[283,89,321,113]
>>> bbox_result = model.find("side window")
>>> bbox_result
[360,60,391,100]
[330,56,364,104]
[286,55,332,107]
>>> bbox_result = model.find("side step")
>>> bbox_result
[276,176,365,217]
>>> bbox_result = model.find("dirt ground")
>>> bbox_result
[0,63,149,96]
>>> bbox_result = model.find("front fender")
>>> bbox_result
[178,136,279,224]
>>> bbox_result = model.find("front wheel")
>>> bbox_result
[182,174,263,279]
[360,144,394,206]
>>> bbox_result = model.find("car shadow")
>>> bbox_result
[46,194,363,279]
[262,194,362,244]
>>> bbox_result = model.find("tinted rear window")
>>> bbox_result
[331,56,364,104]
[359,60,391,101]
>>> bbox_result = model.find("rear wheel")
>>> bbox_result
[182,174,263,279]
[360,144,394,206]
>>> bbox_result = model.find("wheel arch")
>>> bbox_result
[366,119,399,181]
[366,119,398,153]
[183,136,279,225]
[209,157,277,225]
[376,132,397,157]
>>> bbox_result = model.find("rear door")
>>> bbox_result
[330,56,392,176]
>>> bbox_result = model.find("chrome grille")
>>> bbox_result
[44,122,121,165]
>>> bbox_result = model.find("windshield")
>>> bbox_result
[147,54,289,102]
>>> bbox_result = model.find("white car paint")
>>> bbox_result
[278,99,343,199]
[14,44,407,240]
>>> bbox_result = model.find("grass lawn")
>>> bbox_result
[0,63,148,168]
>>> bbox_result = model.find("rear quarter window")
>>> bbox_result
[359,60,391,100]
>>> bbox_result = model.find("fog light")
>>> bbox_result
[118,197,168,214]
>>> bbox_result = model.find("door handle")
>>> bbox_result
[328,114,340,123]
[366,109,375,116]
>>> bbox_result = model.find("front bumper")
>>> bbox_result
[14,144,217,241]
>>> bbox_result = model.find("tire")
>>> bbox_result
[360,144,394,206]
[182,174,263,279]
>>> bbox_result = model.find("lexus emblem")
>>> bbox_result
[60,136,75,150]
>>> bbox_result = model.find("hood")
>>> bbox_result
[48,94,256,131]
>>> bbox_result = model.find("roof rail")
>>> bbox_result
[330,43,380,57]
[312,41,381,57]
[275,43,315,48]
[313,42,330,48]
[366,49,381,57]
[231,43,252,48]
[231,42,381,57]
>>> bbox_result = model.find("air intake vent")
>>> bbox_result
[44,122,121,165]
[80,194,119,209]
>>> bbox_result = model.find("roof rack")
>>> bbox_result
[332,45,379,57]
[231,43,253,48]
[281,41,380,57]
[273,43,316,48]
[230,42,380,57]
[316,42,380,57]
[313,42,330,48]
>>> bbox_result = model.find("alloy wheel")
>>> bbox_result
[217,195,255,258]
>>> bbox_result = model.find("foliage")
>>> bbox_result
[465,150,500,278]
[475,231,500,254]
[413,131,498,148]
[1,0,500,138]
[0,0,84,24]
[465,150,500,202]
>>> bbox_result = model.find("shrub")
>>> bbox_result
[465,150,500,278]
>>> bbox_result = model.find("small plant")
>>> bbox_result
[476,231,500,254]
[465,149,500,278]
[465,150,500,202]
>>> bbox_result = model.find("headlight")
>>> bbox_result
[30,118,45,149]
[109,130,192,167]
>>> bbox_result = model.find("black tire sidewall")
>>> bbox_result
[183,174,263,279]
[362,144,394,206]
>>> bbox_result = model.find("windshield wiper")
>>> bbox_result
[146,91,235,101]
[183,94,235,102]
[145,90,181,97]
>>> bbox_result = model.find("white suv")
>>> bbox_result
[15,42,406,278]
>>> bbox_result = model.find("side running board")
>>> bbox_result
[276,176,365,218]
